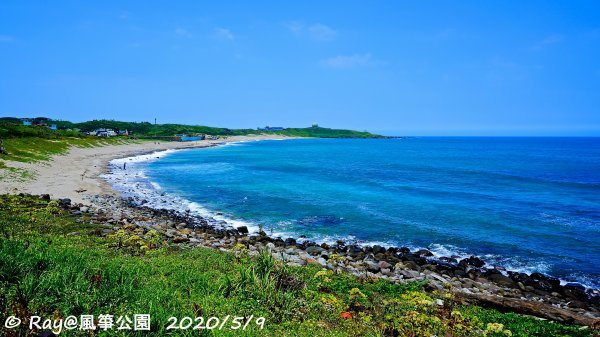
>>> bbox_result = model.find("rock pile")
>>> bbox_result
[52,194,600,326]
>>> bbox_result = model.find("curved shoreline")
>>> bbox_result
[0,135,294,204]
[6,136,598,323]
[102,140,599,292]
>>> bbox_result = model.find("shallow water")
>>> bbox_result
[111,138,600,287]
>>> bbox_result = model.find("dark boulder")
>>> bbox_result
[586,289,600,305]
[58,198,71,208]
[404,254,428,266]
[439,256,458,264]
[399,247,411,254]
[236,226,249,235]
[453,269,466,277]
[299,241,316,249]
[561,283,588,301]
[459,256,485,268]
[347,245,363,258]
[432,261,457,274]
[334,240,346,250]
[530,272,548,281]
[415,249,434,257]
[528,272,561,292]
[372,245,386,255]
[487,273,517,288]
[39,194,51,200]
[535,278,561,292]
[508,271,530,283]
[387,247,399,254]
[284,238,297,246]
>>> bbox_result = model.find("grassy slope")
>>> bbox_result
[0,122,138,163]
[0,195,593,337]
[1,137,135,163]
[0,124,139,182]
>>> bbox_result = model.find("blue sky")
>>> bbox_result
[1,1,599,135]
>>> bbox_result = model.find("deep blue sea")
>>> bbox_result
[112,138,600,288]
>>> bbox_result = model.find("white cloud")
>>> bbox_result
[0,35,14,43]
[175,27,192,38]
[530,34,565,51]
[321,53,372,69]
[211,27,234,41]
[285,21,337,41]
[307,24,337,41]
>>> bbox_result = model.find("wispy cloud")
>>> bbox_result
[530,34,565,51]
[211,27,234,41]
[285,21,304,34]
[175,27,192,38]
[307,24,337,41]
[321,53,372,69]
[285,21,337,41]
[0,35,14,43]
[119,11,130,20]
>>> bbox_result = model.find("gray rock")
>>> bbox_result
[378,261,392,270]
[399,270,421,279]
[306,245,325,256]
[488,273,516,288]
[364,260,380,273]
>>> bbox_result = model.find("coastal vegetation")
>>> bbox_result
[0,120,135,163]
[0,194,595,336]
[1,117,383,140]
[58,119,382,138]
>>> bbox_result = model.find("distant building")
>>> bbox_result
[258,126,285,131]
[22,120,32,126]
[50,124,57,130]
[176,134,205,141]
[94,128,117,137]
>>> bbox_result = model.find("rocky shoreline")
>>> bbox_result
[51,193,599,326]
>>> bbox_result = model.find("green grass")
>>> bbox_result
[0,166,33,182]
[0,137,136,163]
[0,195,594,337]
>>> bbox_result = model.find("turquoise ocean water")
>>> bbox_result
[110,138,600,288]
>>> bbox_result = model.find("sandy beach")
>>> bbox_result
[0,135,289,205]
